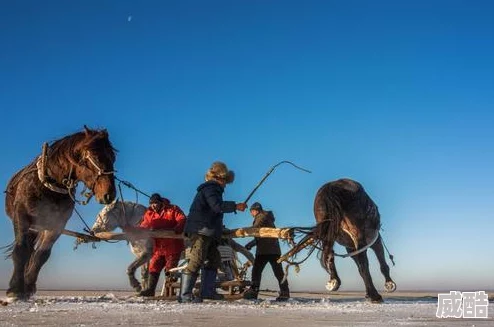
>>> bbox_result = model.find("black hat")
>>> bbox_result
[250,202,263,211]
[149,193,163,204]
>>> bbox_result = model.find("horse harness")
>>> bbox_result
[36,142,115,204]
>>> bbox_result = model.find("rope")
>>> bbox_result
[115,176,150,198]
[285,243,317,266]
[279,221,384,282]
[118,183,127,217]
[381,236,395,266]
[281,263,292,284]
[73,176,149,248]
[73,206,93,234]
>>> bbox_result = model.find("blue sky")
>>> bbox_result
[1,1,493,293]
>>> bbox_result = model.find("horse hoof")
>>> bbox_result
[6,292,28,301]
[25,284,37,297]
[366,294,383,303]
[6,291,19,300]
[325,279,340,292]
[384,281,396,293]
[133,285,142,293]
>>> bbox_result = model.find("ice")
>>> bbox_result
[0,292,492,326]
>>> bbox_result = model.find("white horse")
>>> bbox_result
[91,200,151,292]
[92,200,255,295]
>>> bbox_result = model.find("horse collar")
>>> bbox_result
[36,156,72,194]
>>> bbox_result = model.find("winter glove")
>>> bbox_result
[236,202,247,212]
[245,241,255,251]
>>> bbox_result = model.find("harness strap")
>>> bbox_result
[36,156,70,194]
[334,229,380,258]
[84,151,115,175]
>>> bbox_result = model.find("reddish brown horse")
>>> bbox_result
[314,178,396,303]
[4,126,117,300]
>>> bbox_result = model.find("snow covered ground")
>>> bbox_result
[1,291,493,326]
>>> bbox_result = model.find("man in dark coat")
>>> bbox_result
[243,202,290,301]
[179,161,247,303]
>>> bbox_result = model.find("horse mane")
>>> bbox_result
[4,132,90,199]
[314,179,380,273]
[48,128,117,173]
[5,126,117,218]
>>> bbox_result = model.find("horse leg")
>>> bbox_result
[127,252,151,293]
[371,235,396,292]
[24,230,61,298]
[141,262,150,291]
[325,252,341,292]
[7,211,33,299]
[347,247,383,303]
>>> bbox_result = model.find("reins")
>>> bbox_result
[280,221,395,282]
[115,176,150,200]
[74,176,151,249]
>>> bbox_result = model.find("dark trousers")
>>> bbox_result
[184,234,221,274]
[251,254,286,288]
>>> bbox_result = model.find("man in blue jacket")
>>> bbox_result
[179,161,247,303]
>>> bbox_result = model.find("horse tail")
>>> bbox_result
[313,184,344,273]
[0,241,15,259]
[356,183,381,231]
[1,229,39,259]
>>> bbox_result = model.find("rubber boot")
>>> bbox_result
[200,268,224,300]
[243,284,259,300]
[276,281,290,302]
[139,272,160,297]
[178,272,200,303]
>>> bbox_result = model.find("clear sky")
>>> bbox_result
[1,1,493,293]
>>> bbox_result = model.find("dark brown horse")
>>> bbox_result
[4,126,117,300]
[313,178,396,303]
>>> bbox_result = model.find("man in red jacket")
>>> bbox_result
[138,193,186,297]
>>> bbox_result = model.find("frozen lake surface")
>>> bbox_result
[1,291,493,326]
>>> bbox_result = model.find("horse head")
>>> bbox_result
[91,200,121,233]
[72,125,117,204]
[91,201,147,234]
